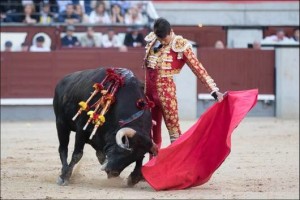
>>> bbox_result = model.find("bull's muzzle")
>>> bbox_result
[105,169,120,179]
[101,159,120,178]
[115,127,136,151]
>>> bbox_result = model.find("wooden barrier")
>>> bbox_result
[197,48,275,94]
[1,48,275,98]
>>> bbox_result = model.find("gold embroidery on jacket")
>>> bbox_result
[171,35,192,53]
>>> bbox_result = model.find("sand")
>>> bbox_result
[1,117,299,199]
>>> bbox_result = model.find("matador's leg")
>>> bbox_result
[151,105,163,149]
[157,77,181,143]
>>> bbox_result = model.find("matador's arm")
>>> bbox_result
[183,47,220,95]
[171,35,220,97]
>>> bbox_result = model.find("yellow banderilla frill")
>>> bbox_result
[87,111,105,126]
[95,115,105,126]
[79,101,88,111]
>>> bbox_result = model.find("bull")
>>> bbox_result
[53,67,157,186]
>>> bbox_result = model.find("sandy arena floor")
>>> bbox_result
[1,117,299,199]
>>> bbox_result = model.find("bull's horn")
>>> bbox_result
[115,127,136,151]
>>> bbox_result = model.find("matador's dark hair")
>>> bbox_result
[153,17,171,39]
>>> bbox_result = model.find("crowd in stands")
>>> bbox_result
[3,26,299,52]
[1,1,299,52]
[59,24,145,49]
[2,23,147,52]
[1,0,155,51]
[0,0,152,25]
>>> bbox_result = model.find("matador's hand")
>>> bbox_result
[215,91,224,102]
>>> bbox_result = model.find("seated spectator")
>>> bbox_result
[4,41,13,52]
[81,0,93,15]
[1,1,22,22]
[124,5,145,25]
[1,10,13,22]
[109,0,131,15]
[30,36,51,52]
[102,29,120,48]
[21,42,29,52]
[263,29,290,43]
[80,26,101,47]
[57,3,79,24]
[118,45,128,52]
[123,26,145,47]
[252,40,261,49]
[14,3,39,24]
[89,1,110,24]
[39,2,54,24]
[110,3,124,24]
[46,0,59,15]
[0,0,23,14]
[214,40,225,49]
[290,28,299,42]
[61,25,80,47]
[74,4,89,23]
[22,0,33,6]
[56,0,73,13]
[31,0,59,14]
[130,1,147,15]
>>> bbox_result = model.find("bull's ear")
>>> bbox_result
[133,133,156,154]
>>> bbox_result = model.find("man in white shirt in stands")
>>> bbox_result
[262,29,292,43]
[29,36,50,52]
[80,26,101,47]
[102,29,120,48]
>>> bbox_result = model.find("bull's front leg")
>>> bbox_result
[57,130,86,186]
[127,157,144,186]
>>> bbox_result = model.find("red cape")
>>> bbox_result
[142,89,258,191]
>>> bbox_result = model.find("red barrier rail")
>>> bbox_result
[1,48,275,98]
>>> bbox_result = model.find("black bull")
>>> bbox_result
[53,68,157,186]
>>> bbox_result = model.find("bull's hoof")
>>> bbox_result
[127,174,142,186]
[56,176,69,186]
[140,175,146,182]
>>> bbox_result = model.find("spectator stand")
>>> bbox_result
[56,24,149,49]
[0,24,150,51]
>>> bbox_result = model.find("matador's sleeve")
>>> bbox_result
[183,47,219,94]
[171,35,219,94]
